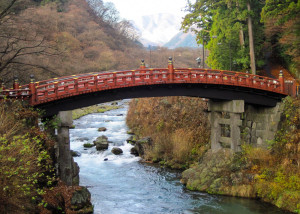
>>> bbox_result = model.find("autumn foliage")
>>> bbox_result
[126,97,210,169]
[0,101,55,213]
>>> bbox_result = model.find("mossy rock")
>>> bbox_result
[127,130,135,135]
[111,147,123,155]
[83,143,94,148]
[71,150,81,157]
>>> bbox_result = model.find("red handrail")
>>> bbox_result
[0,67,292,105]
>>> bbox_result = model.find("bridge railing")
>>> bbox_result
[1,58,295,105]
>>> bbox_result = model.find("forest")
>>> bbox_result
[182,0,299,78]
[0,0,204,86]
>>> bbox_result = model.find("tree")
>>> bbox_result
[0,0,59,84]
[247,1,256,74]
[261,0,300,77]
[87,0,120,25]
[181,0,265,73]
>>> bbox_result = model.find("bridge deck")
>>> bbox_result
[0,66,297,116]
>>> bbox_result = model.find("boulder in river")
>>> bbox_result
[70,187,93,213]
[71,150,81,157]
[98,127,107,132]
[116,114,123,116]
[83,143,94,148]
[93,135,109,151]
[130,147,139,156]
[111,147,123,155]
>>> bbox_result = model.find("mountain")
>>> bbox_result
[132,13,182,46]
[164,31,201,49]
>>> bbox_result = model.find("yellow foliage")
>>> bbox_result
[126,97,210,168]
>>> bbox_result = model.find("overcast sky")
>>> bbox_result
[103,0,187,21]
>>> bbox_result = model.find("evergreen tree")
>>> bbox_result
[182,0,265,73]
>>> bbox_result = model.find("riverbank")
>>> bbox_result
[0,100,93,213]
[69,101,286,213]
[72,103,120,120]
[126,97,300,213]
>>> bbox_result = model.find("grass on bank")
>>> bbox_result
[72,104,120,120]
[126,97,210,169]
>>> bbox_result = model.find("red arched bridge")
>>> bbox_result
[0,59,297,117]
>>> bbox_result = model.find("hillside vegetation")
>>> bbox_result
[0,101,55,213]
[0,0,203,86]
[182,0,299,77]
[126,97,210,169]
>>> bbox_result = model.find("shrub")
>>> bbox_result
[0,101,55,213]
[126,97,210,169]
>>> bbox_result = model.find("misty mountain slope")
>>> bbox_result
[164,31,200,49]
[133,13,181,46]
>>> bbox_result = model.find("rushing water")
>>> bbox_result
[70,100,288,214]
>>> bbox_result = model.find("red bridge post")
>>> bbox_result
[140,59,146,69]
[13,76,20,90]
[29,75,36,105]
[13,76,20,97]
[279,70,285,93]
[140,59,146,82]
[168,57,174,82]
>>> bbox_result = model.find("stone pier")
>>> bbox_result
[208,99,283,153]
[57,111,73,186]
[208,100,244,153]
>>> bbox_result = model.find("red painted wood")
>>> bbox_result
[0,68,294,105]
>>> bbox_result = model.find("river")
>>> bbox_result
[70,100,288,214]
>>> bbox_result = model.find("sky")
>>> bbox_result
[102,0,189,44]
[103,0,187,21]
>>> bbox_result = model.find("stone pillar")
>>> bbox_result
[57,111,73,186]
[209,111,222,151]
[208,100,244,153]
[230,113,242,152]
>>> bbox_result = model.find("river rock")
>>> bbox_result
[130,147,139,156]
[93,135,109,151]
[77,137,89,142]
[126,135,137,145]
[70,187,93,213]
[111,102,118,105]
[134,137,153,156]
[127,129,135,135]
[98,127,107,132]
[117,114,123,116]
[83,143,94,148]
[111,147,123,155]
[71,150,81,157]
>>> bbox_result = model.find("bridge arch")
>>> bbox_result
[37,82,284,117]
[0,59,290,117]
[1,59,293,185]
